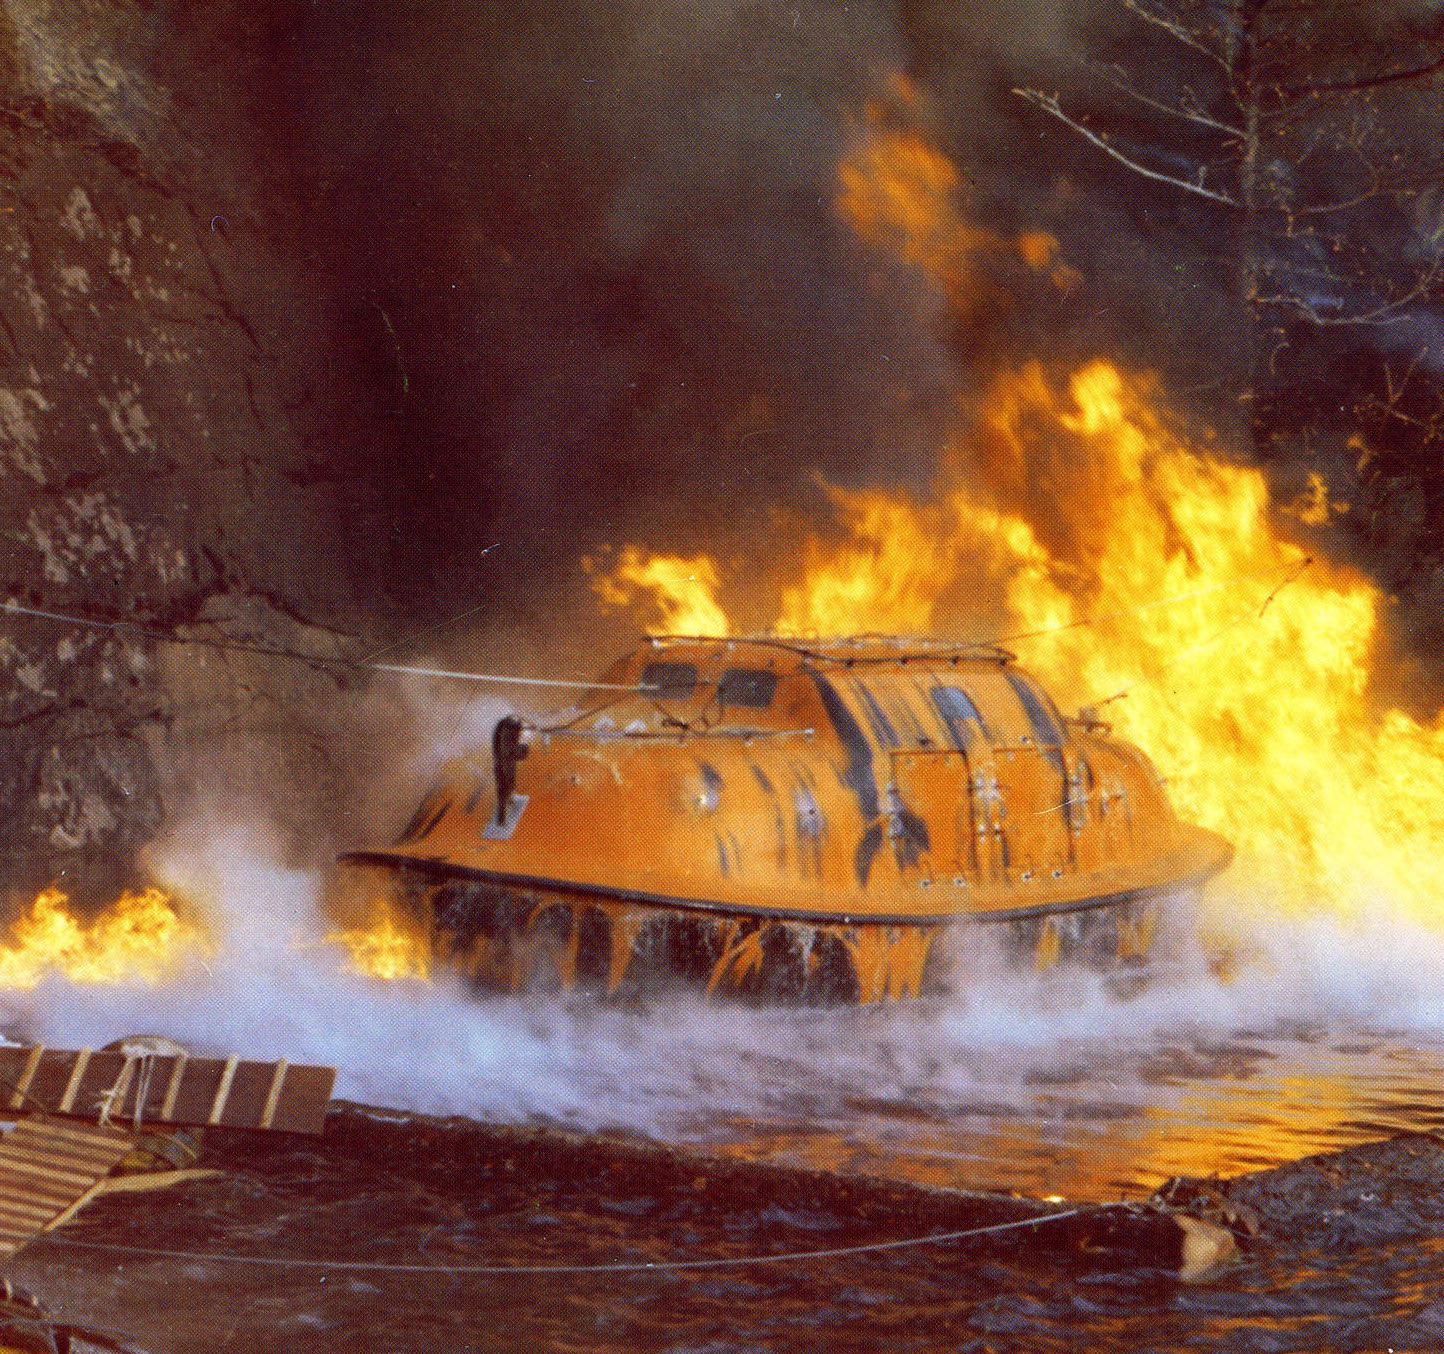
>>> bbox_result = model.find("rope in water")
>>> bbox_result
[32,1206,1088,1275]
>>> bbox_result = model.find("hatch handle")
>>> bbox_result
[492,716,529,826]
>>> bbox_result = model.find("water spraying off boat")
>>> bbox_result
[2,825,1444,1203]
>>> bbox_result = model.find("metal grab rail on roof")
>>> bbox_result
[645,634,1018,666]
[535,725,817,741]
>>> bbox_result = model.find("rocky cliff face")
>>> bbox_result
[0,7,383,903]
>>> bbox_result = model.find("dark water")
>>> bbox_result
[16,907,1444,1350]
[16,1095,1444,1354]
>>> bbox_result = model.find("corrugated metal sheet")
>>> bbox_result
[0,1119,134,1258]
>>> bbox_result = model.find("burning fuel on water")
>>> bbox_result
[0,886,211,989]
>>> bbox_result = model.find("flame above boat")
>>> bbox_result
[340,635,1232,1001]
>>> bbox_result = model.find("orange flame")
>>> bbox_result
[588,545,731,637]
[0,885,210,989]
[838,130,1068,298]
[327,902,431,981]
[837,91,1079,301]
[964,362,1393,916]
[597,78,1444,929]
[775,485,967,638]
[596,353,1444,922]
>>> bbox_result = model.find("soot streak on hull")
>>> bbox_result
[339,637,1234,1001]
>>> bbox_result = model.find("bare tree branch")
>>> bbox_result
[1089,63,1245,135]
[1255,254,1443,326]
[1278,50,1444,98]
[1118,0,1231,67]
[1013,88,1239,204]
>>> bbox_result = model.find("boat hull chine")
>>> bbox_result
[337,857,1182,1004]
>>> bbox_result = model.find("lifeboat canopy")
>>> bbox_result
[339,636,1233,1001]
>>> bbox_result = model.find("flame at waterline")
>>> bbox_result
[0,879,431,990]
[0,885,211,989]
[327,902,432,982]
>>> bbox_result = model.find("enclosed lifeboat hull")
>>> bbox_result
[339,637,1233,1003]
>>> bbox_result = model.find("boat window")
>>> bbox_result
[932,685,990,747]
[717,668,778,710]
[640,661,699,701]
[1005,672,1067,746]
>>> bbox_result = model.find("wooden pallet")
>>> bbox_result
[0,1046,335,1136]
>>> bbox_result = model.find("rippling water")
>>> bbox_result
[644,1011,1444,1200]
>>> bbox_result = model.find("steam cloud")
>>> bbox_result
[10,811,1444,1198]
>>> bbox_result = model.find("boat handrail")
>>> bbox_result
[535,725,817,742]
[645,634,1017,666]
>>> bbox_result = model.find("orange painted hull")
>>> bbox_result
[340,636,1233,1003]
[339,857,1180,1002]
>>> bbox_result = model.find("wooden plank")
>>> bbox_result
[7,1045,43,1112]
[17,1118,135,1157]
[0,1197,65,1224]
[167,1057,226,1126]
[0,1175,78,1208]
[0,1048,334,1135]
[222,1060,286,1129]
[46,1167,222,1233]
[160,1053,188,1120]
[208,1055,240,1125]
[0,1155,105,1192]
[74,1051,148,1122]
[55,1049,91,1114]
[262,1063,336,1135]
[259,1060,288,1130]
[0,1049,72,1117]
[0,1143,122,1183]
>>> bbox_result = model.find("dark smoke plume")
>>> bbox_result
[146,0,1443,640]
[145,0,1159,628]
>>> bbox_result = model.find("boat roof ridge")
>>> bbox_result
[645,634,1017,665]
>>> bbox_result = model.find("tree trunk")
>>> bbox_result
[1229,0,1272,454]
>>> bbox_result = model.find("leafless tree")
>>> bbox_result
[1016,0,1444,444]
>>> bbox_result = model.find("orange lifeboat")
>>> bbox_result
[339,636,1232,1002]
